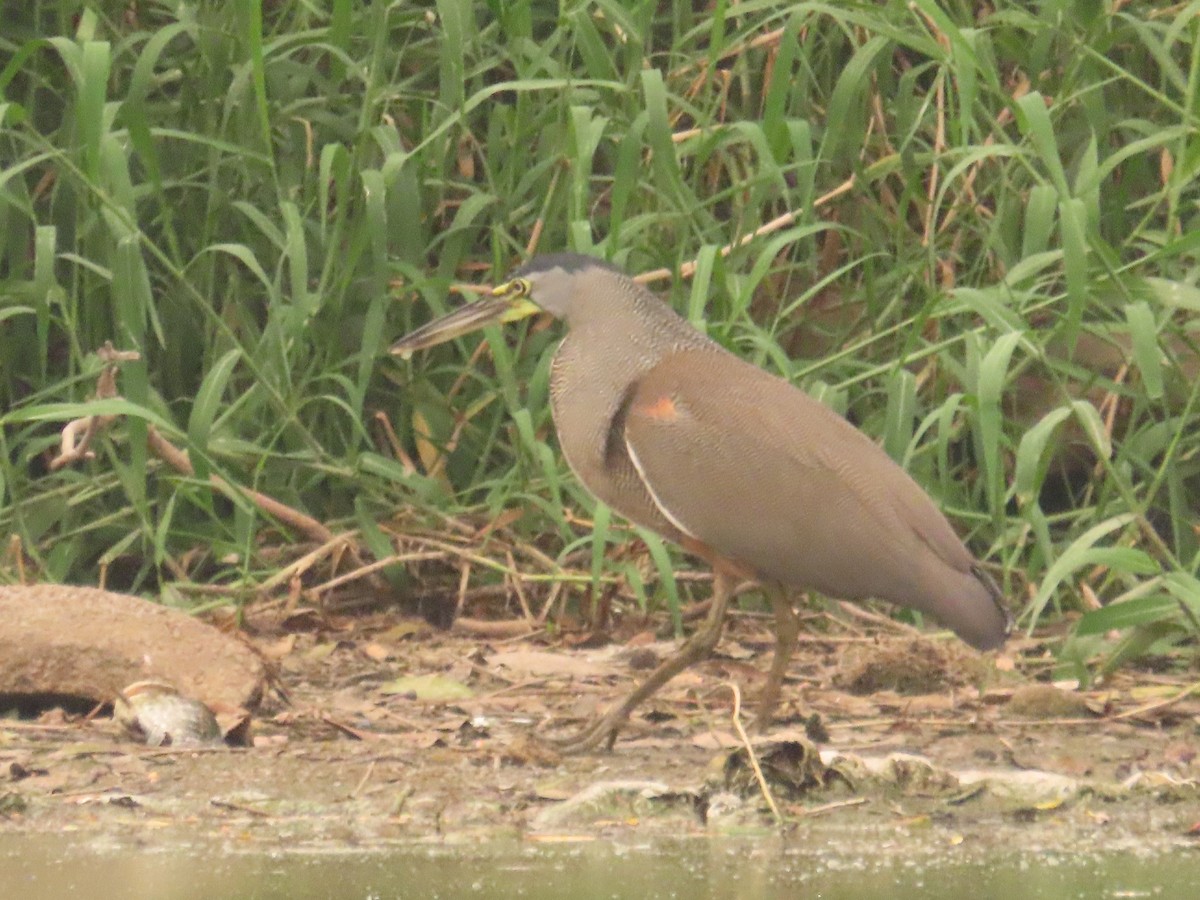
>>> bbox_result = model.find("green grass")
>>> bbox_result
[1,1,1197,677]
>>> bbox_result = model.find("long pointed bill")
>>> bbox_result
[390,291,540,359]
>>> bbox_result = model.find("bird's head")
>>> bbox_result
[390,254,625,357]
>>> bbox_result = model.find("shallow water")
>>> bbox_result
[2,833,1195,899]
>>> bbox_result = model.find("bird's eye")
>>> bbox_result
[513,278,531,297]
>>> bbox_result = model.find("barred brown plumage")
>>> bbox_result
[392,253,1010,752]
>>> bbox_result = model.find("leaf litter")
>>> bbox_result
[1,597,1197,854]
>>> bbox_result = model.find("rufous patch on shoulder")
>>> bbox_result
[634,393,679,421]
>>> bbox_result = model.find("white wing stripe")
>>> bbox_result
[625,434,700,540]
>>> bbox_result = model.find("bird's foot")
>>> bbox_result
[546,572,738,754]
[545,709,629,754]
[549,715,628,758]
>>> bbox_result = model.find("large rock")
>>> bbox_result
[0,584,264,709]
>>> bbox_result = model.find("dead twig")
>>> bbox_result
[452,617,540,639]
[636,177,857,286]
[718,681,783,824]
[799,797,868,817]
[1111,680,1200,722]
[49,342,141,471]
[52,345,383,595]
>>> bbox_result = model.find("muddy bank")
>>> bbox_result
[2,608,1196,857]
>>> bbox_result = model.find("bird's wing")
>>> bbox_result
[622,348,975,605]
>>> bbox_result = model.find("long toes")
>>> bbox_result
[545,716,623,754]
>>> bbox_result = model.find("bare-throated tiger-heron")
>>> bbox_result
[391,253,1010,752]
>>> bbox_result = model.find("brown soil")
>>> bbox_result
[1,598,1198,854]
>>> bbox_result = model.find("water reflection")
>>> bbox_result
[0,833,1191,899]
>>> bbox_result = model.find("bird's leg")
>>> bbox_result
[549,571,735,754]
[756,585,800,731]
